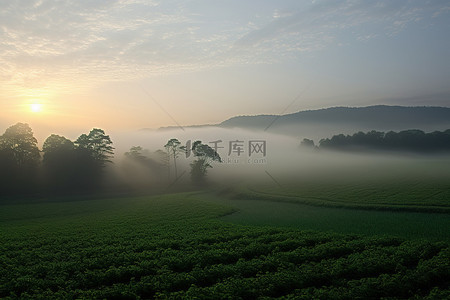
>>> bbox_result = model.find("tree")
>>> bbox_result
[154,149,170,181]
[42,134,77,192]
[125,146,146,162]
[75,128,114,167]
[0,123,40,167]
[318,129,450,153]
[0,145,19,195]
[154,149,170,168]
[0,123,40,195]
[164,138,186,179]
[122,146,167,187]
[125,146,165,173]
[300,138,317,150]
[190,140,222,185]
[43,134,74,161]
[67,128,114,191]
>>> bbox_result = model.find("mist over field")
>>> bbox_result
[109,124,450,185]
[3,117,450,298]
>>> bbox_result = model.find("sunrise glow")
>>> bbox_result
[30,103,42,113]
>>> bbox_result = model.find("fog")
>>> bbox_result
[106,126,450,193]
[2,119,448,199]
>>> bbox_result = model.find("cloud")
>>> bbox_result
[0,0,210,95]
[233,0,446,51]
[0,0,448,98]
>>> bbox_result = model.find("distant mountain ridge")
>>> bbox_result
[157,105,450,137]
[219,105,450,129]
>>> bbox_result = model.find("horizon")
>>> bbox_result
[3,104,450,150]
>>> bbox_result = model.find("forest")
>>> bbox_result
[314,129,450,153]
[0,123,114,196]
[0,123,222,198]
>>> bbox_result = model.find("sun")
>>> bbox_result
[30,103,42,113]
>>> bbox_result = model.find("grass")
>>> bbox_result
[217,197,450,241]
[234,179,450,213]
[1,192,449,299]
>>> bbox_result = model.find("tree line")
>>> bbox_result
[125,138,221,187]
[0,123,114,196]
[301,129,450,153]
[0,123,222,198]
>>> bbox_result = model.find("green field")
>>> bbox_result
[237,179,450,213]
[1,192,449,299]
[218,198,450,241]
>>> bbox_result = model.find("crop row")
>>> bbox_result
[1,194,449,299]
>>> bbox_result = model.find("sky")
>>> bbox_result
[1,0,450,141]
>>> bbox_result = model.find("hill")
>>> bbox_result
[219,105,450,134]
[157,105,450,138]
